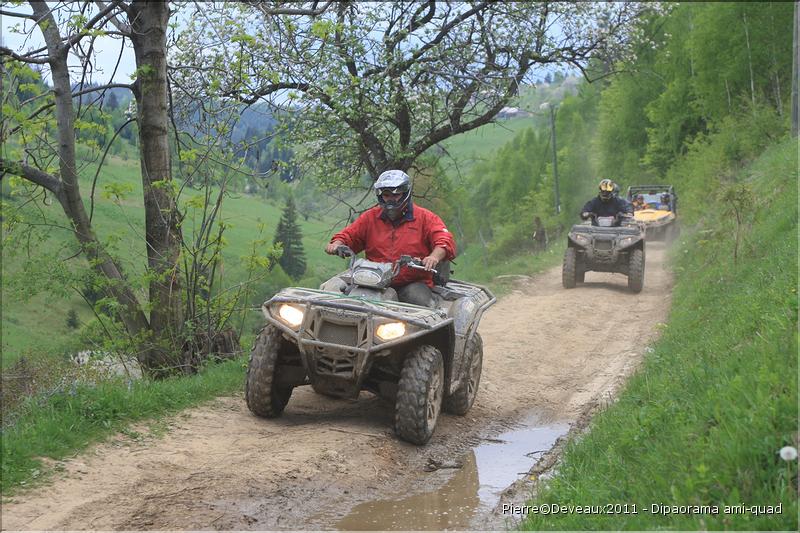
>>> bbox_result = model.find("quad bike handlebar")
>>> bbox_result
[335,245,358,271]
[335,245,354,258]
[581,212,633,226]
[582,211,631,219]
[335,247,435,278]
[398,255,436,272]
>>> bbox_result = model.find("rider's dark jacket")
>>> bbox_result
[581,196,633,218]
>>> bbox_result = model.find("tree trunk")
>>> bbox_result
[769,6,783,116]
[129,1,185,372]
[29,2,151,342]
[792,0,799,137]
[724,78,732,113]
[742,10,756,113]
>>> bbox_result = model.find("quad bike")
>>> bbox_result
[245,246,496,445]
[562,214,645,293]
[627,184,680,242]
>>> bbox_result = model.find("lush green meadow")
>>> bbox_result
[521,139,798,530]
[439,117,532,176]
[1,152,343,369]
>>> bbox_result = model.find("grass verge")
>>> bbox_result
[456,242,565,297]
[520,139,798,530]
[1,356,245,495]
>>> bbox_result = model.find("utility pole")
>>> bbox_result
[792,0,799,137]
[540,102,560,214]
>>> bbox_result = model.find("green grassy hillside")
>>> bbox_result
[439,117,532,177]
[521,138,798,530]
[1,153,344,368]
[438,77,579,179]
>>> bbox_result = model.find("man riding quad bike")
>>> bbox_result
[562,179,645,293]
[245,171,495,445]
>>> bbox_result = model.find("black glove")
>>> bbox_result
[581,212,594,220]
[336,245,354,258]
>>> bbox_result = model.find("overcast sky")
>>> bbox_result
[1,4,571,89]
[1,5,138,84]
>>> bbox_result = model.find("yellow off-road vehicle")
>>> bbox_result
[627,185,680,242]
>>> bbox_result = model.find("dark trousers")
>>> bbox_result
[397,282,433,307]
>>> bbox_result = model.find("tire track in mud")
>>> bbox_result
[0,246,674,531]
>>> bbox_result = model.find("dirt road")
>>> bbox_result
[1,246,673,531]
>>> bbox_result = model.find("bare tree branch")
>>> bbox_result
[7,82,132,138]
[0,9,36,19]
[246,0,334,17]
[64,0,127,48]
[0,158,65,203]
[95,0,132,33]
[0,46,51,64]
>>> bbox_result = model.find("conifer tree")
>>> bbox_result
[273,196,306,280]
[66,309,80,330]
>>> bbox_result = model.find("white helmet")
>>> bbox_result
[374,170,412,220]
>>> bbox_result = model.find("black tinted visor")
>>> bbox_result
[378,186,408,196]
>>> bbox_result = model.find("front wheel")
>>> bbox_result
[444,333,483,415]
[395,345,444,445]
[576,258,586,283]
[627,248,645,293]
[562,247,577,289]
[245,325,293,418]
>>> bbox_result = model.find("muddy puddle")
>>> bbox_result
[335,419,570,530]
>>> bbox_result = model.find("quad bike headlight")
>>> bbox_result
[277,304,305,328]
[352,269,382,288]
[573,234,591,245]
[375,321,406,341]
[618,236,637,248]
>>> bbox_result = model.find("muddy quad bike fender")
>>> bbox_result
[431,280,495,402]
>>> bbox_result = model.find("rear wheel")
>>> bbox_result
[627,248,645,293]
[395,345,444,445]
[444,333,483,415]
[562,247,577,289]
[245,325,293,418]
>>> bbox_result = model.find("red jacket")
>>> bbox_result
[331,203,457,288]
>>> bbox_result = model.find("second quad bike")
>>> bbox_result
[627,184,680,242]
[245,247,496,445]
[562,214,645,293]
